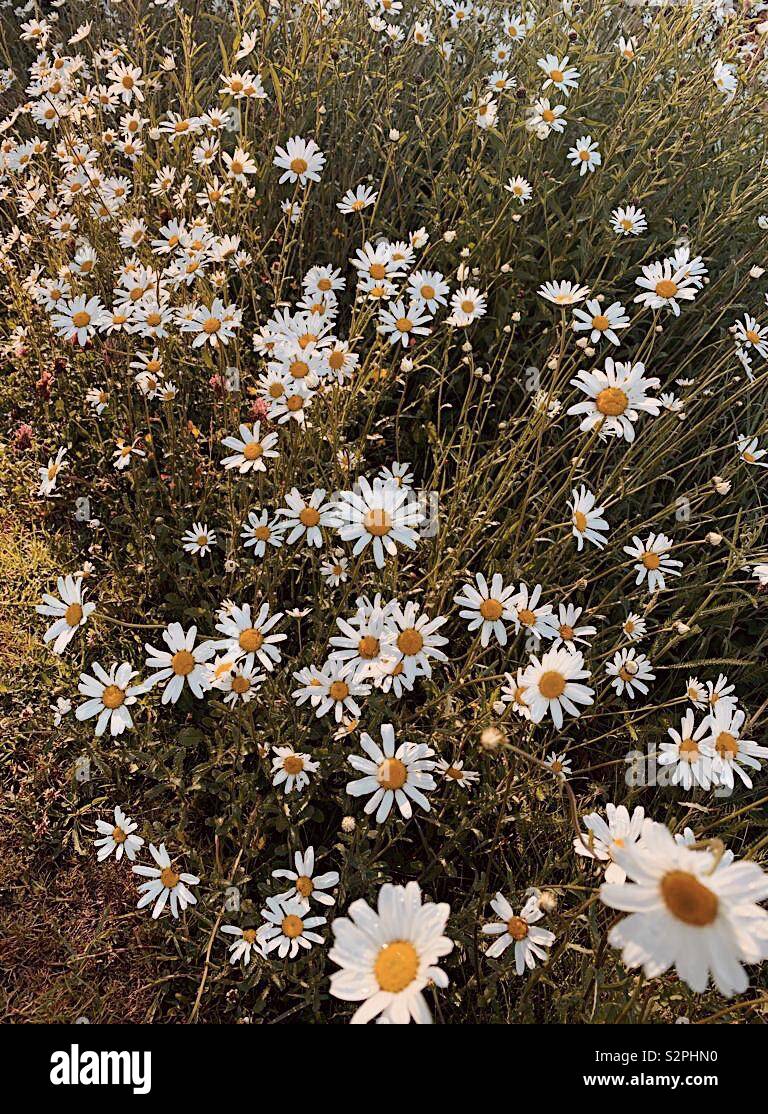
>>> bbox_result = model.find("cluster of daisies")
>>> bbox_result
[94,794,768,1018]
[7,0,768,1025]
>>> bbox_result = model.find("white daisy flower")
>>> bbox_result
[273,135,325,186]
[611,204,647,236]
[220,924,264,965]
[36,574,95,653]
[37,446,67,497]
[328,880,453,1024]
[221,422,280,473]
[572,299,629,346]
[454,572,517,647]
[568,485,609,550]
[76,661,143,736]
[567,134,601,176]
[272,846,340,909]
[143,623,215,704]
[258,895,326,958]
[482,893,555,972]
[435,757,479,789]
[705,704,768,790]
[634,258,700,315]
[379,601,449,683]
[538,279,590,306]
[271,746,319,795]
[549,603,597,650]
[181,521,216,557]
[94,805,144,862]
[574,803,648,884]
[346,723,436,824]
[378,298,432,346]
[292,659,371,722]
[659,710,715,791]
[240,508,286,557]
[278,487,339,547]
[623,531,683,592]
[606,648,655,699]
[600,820,768,997]
[520,646,594,727]
[567,358,661,442]
[213,602,286,671]
[132,842,200,919]
[334,476,424,569]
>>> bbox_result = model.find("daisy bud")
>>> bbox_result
[584,346,596,357]
[712,475,731,495]
[538,890,558,913]
[480,725,505,751]
[512,213,522,222]
[673,621,691,634]
[547,357,558,370]
[492,700,506,715]
[341,816,356,833]
[706,532,722,546]
[388,128,400,141]
[512,311,521,322]
[575,336,589,347]
[750,266,765,279]
[443,230,457,242]
[501,263,510,273]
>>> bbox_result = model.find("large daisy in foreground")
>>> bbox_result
[329,881,453,1024]
[600,820,768,997]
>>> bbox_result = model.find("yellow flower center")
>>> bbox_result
[461,299,475,314]
[374,940,419,993]
[397,628,424,656]
[660,870,718,926]
[573,510,588,532]
[171,650,196,676]
[72,311,91,328]
[231,675,251,695]
[296,875,314,897]
[542,108,555,123]
[252,525,271,541]
[655,279,678,299]
[596,387,629,416]
[642,551,661,569]
[479,598,504,621]
[102,684,125,709]
[550,68,564,82]
[358,635,380,659]
[203,317,221,334]
[329,680,349,702]
[290,157,308,174]
[281,914,303,938]
[243,928,258,944]
[559,624,574,640]
[160,867,180,889]
[592,314,610,331]
[507,916,529,940]
[283,754,304,775]
[243,441,263,460]
[517,607,536,627]
[290,359,310,379]
[364,507,392,536]
[112,825,128,844]
[239,628,264,653]
[420,284,435,300]
[369,262,387,280]
[299,507,321,527]
[65,602,84,626]
[679,737,699,761]
[377,756,408,790]
[715,731,738,757]
[539,670,566,699]
[395,317,413,333]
